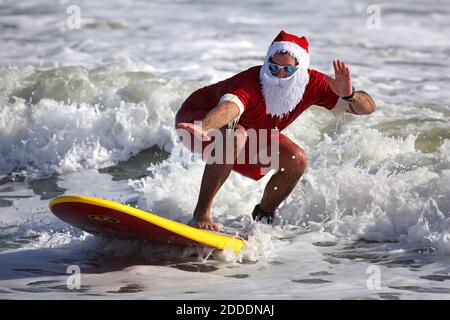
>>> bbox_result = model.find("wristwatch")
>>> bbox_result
[341,87,355,102]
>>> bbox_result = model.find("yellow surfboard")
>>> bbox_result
[50,195,245,253]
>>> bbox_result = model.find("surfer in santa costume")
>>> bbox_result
[176,30,376,230]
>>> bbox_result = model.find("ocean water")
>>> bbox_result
[1,0,450,299]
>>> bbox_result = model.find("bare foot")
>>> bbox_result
[192,214,220,231]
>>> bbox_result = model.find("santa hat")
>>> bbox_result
[265,30,310,69]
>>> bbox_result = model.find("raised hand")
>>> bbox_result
[325,60,353,97]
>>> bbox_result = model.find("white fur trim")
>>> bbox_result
[220,94,244,129]
[220,93,245,116]
[265,41,310,68]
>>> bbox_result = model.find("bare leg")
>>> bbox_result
[193,162,234,230]
[193,125,247,230]
[260,136,307,213]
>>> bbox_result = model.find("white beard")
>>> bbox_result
[260,62,309,118]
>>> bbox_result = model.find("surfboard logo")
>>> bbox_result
[88,215,120,224]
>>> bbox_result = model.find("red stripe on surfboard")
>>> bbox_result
[52,202,201,247]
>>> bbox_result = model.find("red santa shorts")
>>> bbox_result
[175,107,285,180]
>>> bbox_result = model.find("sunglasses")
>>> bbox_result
[268,58,297,76]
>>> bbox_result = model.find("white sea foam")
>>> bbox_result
[0,65,197,178]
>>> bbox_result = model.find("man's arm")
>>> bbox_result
[325,60,376,116]
[202,101,240,130]
[344,90,376,115]
[177,101,240,141]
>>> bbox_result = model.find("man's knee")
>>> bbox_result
[201,125,248,164]
[219,124,247,148]
[233,124,248,149]
[293,147,307,172]
[281,145,307,175]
